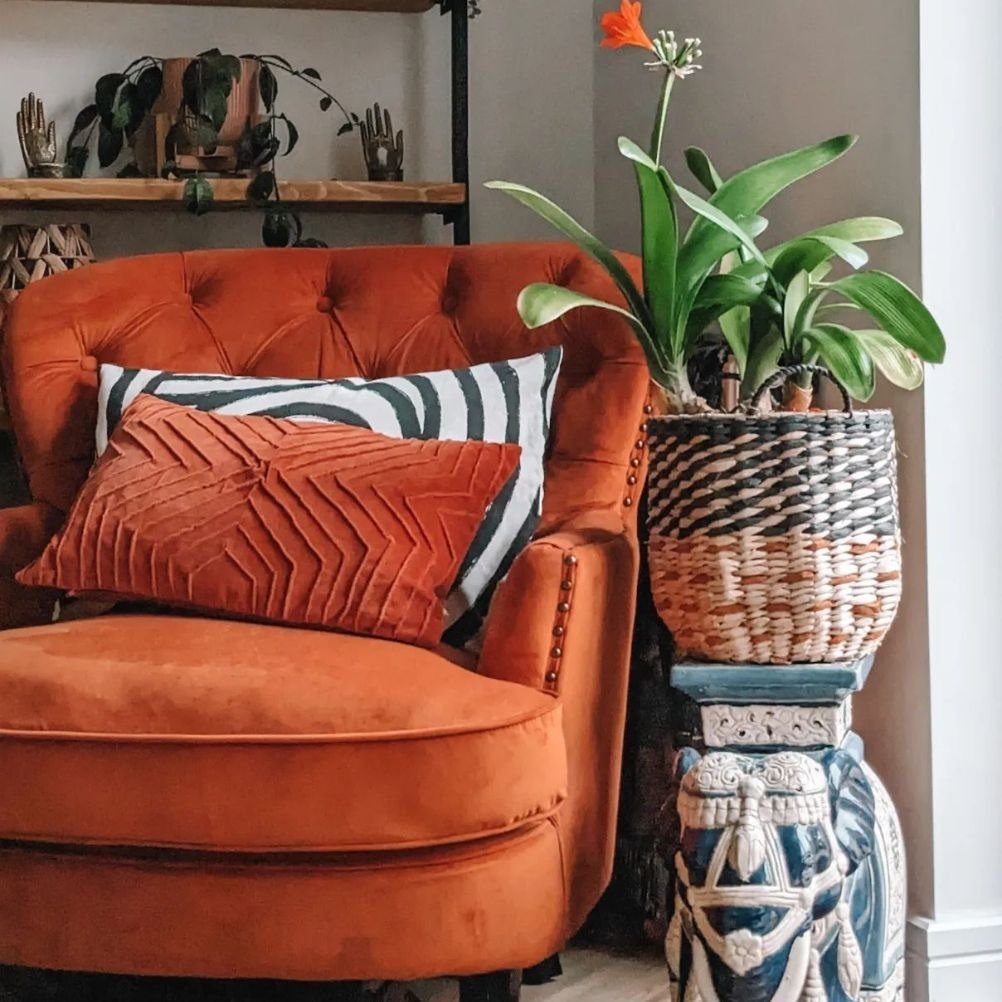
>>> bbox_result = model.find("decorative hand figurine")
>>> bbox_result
[16,93,63,178]
[359,103,404,182]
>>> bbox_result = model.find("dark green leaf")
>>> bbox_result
[68,105,99,146]
[693,272,767,313]
[336,121,354,136]
[684,146,723,195]
[259,64,278,112]
[97,124,124,168]
[263,209,294,248]
[301,67,322,80]
[95,73,125,116]
[281,116,299,157]
[184,175,215,216]
[295,237,328,248]
[831,270,946,363]
[853,329,924,390]
[247,170,276,204]
[258,54,294,71]
[65,145,89,179]
[741,326,785,400]
[320,96,334,112]
[134,65,164,115]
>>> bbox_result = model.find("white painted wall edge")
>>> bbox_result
[906,914,1002,1002]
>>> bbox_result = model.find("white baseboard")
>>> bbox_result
[907,914,1002,1001]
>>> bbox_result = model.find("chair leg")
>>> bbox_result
[521,953,562,986]
[458,969,522,1002]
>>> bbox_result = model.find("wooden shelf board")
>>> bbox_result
[0,178,466,214]
[27,0,437,10]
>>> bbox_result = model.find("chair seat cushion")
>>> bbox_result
[0,613,567,853]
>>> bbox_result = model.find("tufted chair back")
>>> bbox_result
[1,244,650,526]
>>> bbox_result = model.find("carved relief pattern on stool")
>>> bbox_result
[702,703,852,749]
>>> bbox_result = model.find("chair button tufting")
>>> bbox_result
[316,296,335,313]
[79,356,98,372]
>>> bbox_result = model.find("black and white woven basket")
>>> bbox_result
[647,367,902,665]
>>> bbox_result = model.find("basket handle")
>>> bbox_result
[749,364,853,414]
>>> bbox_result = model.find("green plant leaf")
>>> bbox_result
[110,81,136,131]
[263,208,294,247]
[678,135,857,293]
[766,217,902,265]
[694,272,767,312]
[617,136,677,353]
[321,96,334,112]
[280,115,299,157]
[68,105,99,147]
[301,67,322,80]
[784,270,811,347]
[259,64,278,112]
[183,175,214,216]
[516,283,668,384]
[684,146,723,195]
[95,73,125,116]
[65,145,89,179]
[802,323,876,401]
[485,179,654,332]
[247,170,276,204]
[854,328,925,390]
[97,123,123,168]
[830,270,946,363]
[719,306,751,373]
[134,65,163,115]
[742,326,785,400]
[673,182,768,266]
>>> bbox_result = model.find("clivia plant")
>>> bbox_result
[65,51,360,248]
[487,1,945,412]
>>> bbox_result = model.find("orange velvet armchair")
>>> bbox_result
[0,244,650,999]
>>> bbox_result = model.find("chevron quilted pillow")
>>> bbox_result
[95,349,562,642]
[19,396,522,649]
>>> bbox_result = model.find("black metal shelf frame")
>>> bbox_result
[441,0,471,243]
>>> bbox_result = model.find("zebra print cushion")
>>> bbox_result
[96,349,563,642]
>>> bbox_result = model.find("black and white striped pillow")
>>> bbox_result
[96,349,563,642]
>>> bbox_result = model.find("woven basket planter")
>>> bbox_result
[647,380,901,664]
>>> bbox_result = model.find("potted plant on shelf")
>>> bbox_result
[65,50,361,248]
[488,0,945,665]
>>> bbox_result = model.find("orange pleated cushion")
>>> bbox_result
[18,396,521,648]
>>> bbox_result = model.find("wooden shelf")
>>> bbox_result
[28,0,437,10]
[0,178,466,214]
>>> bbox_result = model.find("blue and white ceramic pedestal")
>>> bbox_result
[665,659,905,1002]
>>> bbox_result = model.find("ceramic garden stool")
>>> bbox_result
[664,658,905,1002]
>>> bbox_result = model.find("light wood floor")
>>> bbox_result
[409,949,667,1002]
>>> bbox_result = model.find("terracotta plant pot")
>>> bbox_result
[132,57,261,176]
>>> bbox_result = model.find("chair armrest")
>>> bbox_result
[0,502,62,629]
[479,510,638,692]
[478,511,641,936]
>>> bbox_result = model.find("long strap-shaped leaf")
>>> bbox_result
[484,180,655,333]
[517,282,672,386]
[830,270,946,363]
[766,217,903,265]
[617,137,677,359]
[677,135,857,295]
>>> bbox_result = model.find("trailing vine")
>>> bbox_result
[66,50,360,248]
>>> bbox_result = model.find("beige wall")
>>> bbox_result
[593,0,934,916]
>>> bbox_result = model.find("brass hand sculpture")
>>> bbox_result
[17,93,63,178]
[359,103,404,183]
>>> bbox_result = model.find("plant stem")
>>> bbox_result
[649,71,675,166]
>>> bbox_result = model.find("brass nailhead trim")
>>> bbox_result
[561,580,573,590]
[546,671,559,683]
[644,404,654,415]
[551,647,563,658]
[564,554,578,566]
[627,475,638,486]
[639,422,649,433]
[635,440,646,450]
[558,602,570,613]
[631,458,641,468]
[624,497,633,507]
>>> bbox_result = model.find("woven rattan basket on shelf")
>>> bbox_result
[646,370,902,665]
[0,224,95,306]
